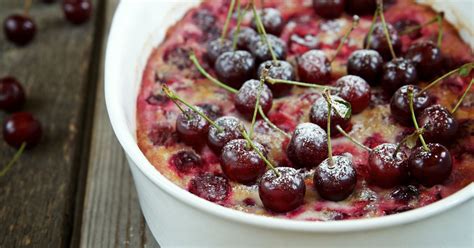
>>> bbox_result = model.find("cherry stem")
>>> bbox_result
[241,128,280,176]
[258,106,291,138]
[189,53,239,94]
[377,0,397,59]
[162,85,223,133]
[393,128,424,158]
[323,90,334,166]
[436,12,444,48]
[408,86,429,151]
[451,79,474,114]
[400,12,442,35]
[24,0,32,16]
[365,7,380,50]
[265,77,337,91]
[418,62,474,96]
[221,0,237,43]
[0,142,26,177]
[232,1,245,51]
[251,1,278,62]
[336,125,372,152]
[249,75,265,139]
[331,15,360,63]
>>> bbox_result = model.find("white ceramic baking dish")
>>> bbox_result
[105,0,474,247]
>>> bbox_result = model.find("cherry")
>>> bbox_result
[313,0,345,19]
[214,50,256,88]
[62,0,93,25]
[258,167,306,213]
[310,95,351,136]
[0,77,26,112]
[409,143,452,187]
[197,103,222,120]
[345,0,376,15]
[390,85,433,126]
[176,107,210,147]
[228,26,258,50]
[394,19,422,40]
[170,150,203,174]
[364,22,402,61]
[188,173,231,203]
[405,40,442,81]
[42,0,56,3]
[417,104,458,145]
[390,185,419,203]
[286,123,328,169]
[207,116,243,153]
[381,58,418,94]
[248,35,287,63]
[235,79,273,119]
[220,139,267,185]
[3,112,42,149]
[206,39,233,65]
[3,14,36,46]
[313,155,357,201]
[347,49,383,85]
[297,50,331,85]
[335,75,371,114]
[251,8,284,36]
[368,143,409,188]
[257,60,295,98]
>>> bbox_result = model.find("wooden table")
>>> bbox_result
[0,0,159,247]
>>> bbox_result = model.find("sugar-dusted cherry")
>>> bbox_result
[287,123,328,168]
[405,40,442,81]
[221,139,267,185]
[409,143,452,187]
[259,167,306,213]
[3,14,36,46]
[313,0,345,19]
[63,0,93,25]
[314,155,357,201]
[335,75,371,114]
[417,104,458,145]
[381,58,418,93]
[3,112,42,149]
[176,107,210,147]
[188,173,231,203]
[228,26,258,50]
[248,35,287,63]
[390,85,433,126]
[206,39,233,65]
[297,50,331,85]
[364,22,402,61]
[368,143,409,188]
[310,95,351,136]
[257,60,295,98]
[235,79,273,119]
[207,116,243,153]
[214,50,256,88]
[347,49,383,85]
[0,77,26,112]
[251,8,285,36]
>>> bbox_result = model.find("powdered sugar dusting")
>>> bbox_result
[261,167,304,191]
[293,123,327,147]
[317,156,355,181]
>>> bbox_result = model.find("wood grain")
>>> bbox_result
[0,0,102,247]
[76,0,160,247]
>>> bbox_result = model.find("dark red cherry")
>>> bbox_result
[347,49,383,85]
[364,22,402,61]
[313,0,345,19]
[197,103,222,120]
[335,75,371,114]
[314,155,357,201]
[214,50,256,88]
[418,105,458,145]
[297,50,331,85]
[390,85,433,126]
[310,95,352,136]
[394,19,422,40]
[63,0,93,25]
[42,0,56,3]
[235,79,273,119]
[3,14,36,46]
[207,116,243,153]
[206,39,233,65]
[405,40,442,81]
[188,173,231,203]
[409,143,452,187]
[251,8,284,36]
[257,60,295,98]
[171,150,203,174]
[0,77,26,112]
[220,139,267,185]
[176,107,210,147]
[345,0,376,15]
[248,35,287,63]
[381,58,418,94]
[259,167,306,213]
[228,27,258,50]
[287,123,328,168]
[368,143,409,188]
[3,112,42,149]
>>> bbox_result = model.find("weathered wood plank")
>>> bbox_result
[0,0,102,247]
[77,0,159,247]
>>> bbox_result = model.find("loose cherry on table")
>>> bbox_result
[297,50,332,85]
[405,40,442,81]
[417,104,458,145]
[258,167,306,213]
[3,112,42,149]
[310,95,352,136]
[334,75,371,114]
[390,85,433,126]
[234,79,273,119]
[0,76,26,112]
[63,0,93,25]
[3,14,36,46]
[257,60,295,98]
[313,0,345,19]
[214,50,256,89]
[347,49,383,85]
[286,123,328,169]
[250,8,284,36]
